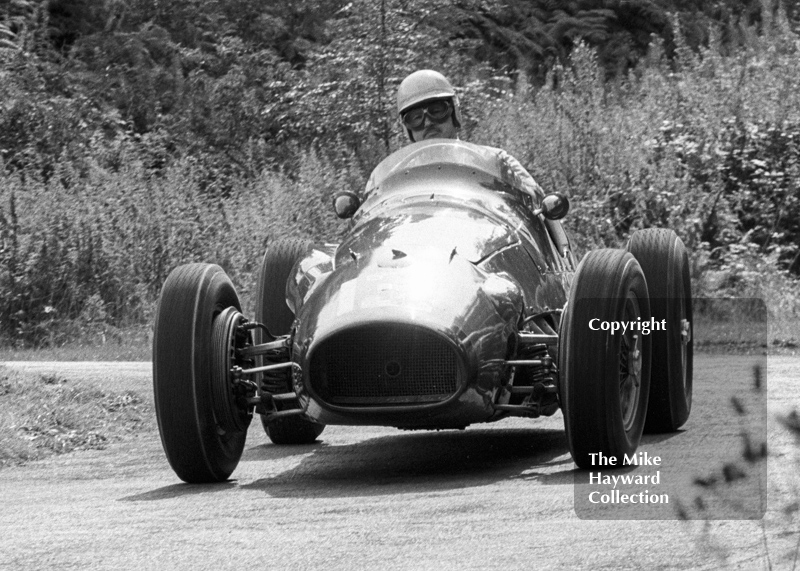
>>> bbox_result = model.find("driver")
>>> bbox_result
[392,69,545,202]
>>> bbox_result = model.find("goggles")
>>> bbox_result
[401,100,453,130]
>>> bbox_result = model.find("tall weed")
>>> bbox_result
[0,148,356,344]
[473,27,800,333]
[3,11,800,344]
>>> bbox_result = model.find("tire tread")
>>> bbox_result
[560,249,652,468]
[628,229,693,433]
[153,263,246,483]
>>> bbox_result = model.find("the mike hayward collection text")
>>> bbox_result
[586,451,669,505]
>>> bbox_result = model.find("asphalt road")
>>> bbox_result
[1,355,798,570]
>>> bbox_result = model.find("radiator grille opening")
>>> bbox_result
[310,325,461,405]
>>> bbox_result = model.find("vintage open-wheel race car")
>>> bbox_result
[153,139,693,483]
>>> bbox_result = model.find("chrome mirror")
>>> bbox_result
[332,192,361,219]
[535,193,569,220]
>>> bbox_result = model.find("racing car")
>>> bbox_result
[153,139,693,483]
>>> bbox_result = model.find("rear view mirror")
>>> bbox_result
[332,192,361,219]
[535,193,569,220]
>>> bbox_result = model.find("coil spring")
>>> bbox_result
[261,346,291,394]
[511,344,556,406]
[528,345,551,383]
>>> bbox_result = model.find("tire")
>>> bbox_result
[560,249,652,469]
[628,229,693,433]
[153,264,249,483]
[256,239,325,445]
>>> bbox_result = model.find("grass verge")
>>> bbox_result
[0,327,152,361]
[0,365,153,468]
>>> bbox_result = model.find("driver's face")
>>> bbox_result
[410,117,458,142]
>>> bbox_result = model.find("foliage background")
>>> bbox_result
[2,0,800,346]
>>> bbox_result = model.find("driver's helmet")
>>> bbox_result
[396,70,462,140]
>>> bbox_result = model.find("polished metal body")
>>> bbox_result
[287,140,576,429]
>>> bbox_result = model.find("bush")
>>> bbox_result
[3,1,800,346]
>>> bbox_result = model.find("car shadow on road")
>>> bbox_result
[119,481,237,502]
[240,440,327,461]
[240,427,573,498]
[117,430,683,501]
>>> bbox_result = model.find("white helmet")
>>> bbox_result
[396,70,462,140]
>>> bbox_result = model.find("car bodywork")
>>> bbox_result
[285,139,576,429]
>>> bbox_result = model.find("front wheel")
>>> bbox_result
[560,249,652,469]
[153,264,251,483]
[628,229,693,433]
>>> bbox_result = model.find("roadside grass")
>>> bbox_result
[0,326,151,362]
[694,306,800,355]
[0,366,153,468]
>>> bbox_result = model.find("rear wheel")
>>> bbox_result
[560,249,652,469]
[256,239,325,444]
[153,264,251,483]
[628,229,693,432]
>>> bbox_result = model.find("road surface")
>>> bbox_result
[0,355,798,570]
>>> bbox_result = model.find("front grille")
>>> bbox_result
[309,325,461,405]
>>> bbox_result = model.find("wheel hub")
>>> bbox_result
[680,318,691,344]
[679,315,692,390]
[619,296,643,432]
[211,307,255,433]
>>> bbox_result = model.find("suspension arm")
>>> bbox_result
[231,362,294,377]
[236,337,291,358]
